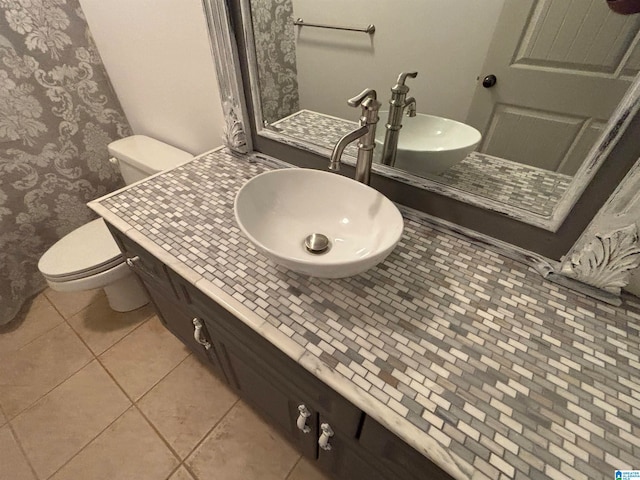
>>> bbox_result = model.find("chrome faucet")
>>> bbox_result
[329,88,381,185]
[381,71,418,167]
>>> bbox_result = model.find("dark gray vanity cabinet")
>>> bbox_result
[106,226,224,375]
[107,224,453,480]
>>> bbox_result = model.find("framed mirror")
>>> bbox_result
[239,0,640,232]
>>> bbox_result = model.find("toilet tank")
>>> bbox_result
[108,135,194,185]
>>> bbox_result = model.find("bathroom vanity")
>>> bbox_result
[90,149,640,480]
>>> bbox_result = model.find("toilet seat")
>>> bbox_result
[38,218,123,282]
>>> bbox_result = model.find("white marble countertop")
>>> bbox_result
[90,148,640,480]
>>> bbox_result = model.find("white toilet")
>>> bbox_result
[38,135,193,312]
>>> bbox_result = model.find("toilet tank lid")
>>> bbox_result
[108,135,193,174]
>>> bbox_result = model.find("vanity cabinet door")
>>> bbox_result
[358,415,454,480]
[141,280,228,380]
[106,224,175,292]
[220,339,319,458]
[316,415,393,480]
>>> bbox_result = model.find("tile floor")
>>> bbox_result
[0,289,329,480]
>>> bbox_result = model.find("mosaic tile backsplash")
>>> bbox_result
[273,110,571,216]
[98,150,640,480]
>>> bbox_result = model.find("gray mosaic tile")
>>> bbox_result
[98,149,640,480]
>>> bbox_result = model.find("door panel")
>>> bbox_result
[515,0,638,73]
[624,41,640,77]
[466,0,639,172]
[482,104,586,171]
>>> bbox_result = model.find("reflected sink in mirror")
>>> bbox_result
[234,169,403,278]
[375,113,482,176]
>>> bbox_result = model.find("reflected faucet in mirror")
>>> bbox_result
[329,88,381,185]
[381,71,418,167]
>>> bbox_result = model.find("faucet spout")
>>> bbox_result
[381,71,418,167]
[328,88,381,185]
[329,125,369,172]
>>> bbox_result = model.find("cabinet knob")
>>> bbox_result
[318,423,334,451]
[192,318,212,350]
[296,404,311,433]
[125,256,140,267]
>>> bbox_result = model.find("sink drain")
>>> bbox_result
[304,233,330,254]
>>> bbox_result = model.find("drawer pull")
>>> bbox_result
[296,404,311,433]
[318,423,334,451]
[192,318,212,350]
[125,255,155,277]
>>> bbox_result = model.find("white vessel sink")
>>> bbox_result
[234,169,403,278]
[376,113,481,176]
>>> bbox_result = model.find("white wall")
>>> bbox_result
[293,0,505,123]
[79,0,224,155]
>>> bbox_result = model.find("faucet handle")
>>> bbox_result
[392,71,418,93]
[348,88,378,108]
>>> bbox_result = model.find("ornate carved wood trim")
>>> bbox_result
[201,0,251,154]
[559,224,640,294]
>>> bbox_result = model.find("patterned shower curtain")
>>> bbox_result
[250,0,300,125]
[0,0,131,325]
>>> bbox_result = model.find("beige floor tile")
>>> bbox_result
[287,457,331,480]
[187,401,300,480]
[68,294,154,355]
[0,291,64,354]
[0,425,37,480]
[11,360,131,479]
[169,466,196,480]
[100,316,189,400]
[44,287,104,320]
[0,323,93,418]
[0,409,5,427]
[139,355,238,459]
[50,407,179,480]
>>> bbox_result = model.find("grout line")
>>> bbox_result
[135,352,194,405]
[44,289,105,322]
[38,295,172,478]
[284,455,303,480]
[180,397,242,468]
[5,355,94,423]
[68,310,153,357]
[45,405,134,480]
[131,403,182,466]
[127,357,197,464]
[5,422,40,480]
[0,292,66,359]
[165,463,184,480]
[181,461,200,480]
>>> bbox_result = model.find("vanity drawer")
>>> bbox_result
[180,278,363,438]
[106,223,177,294]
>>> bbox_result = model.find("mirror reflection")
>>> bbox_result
[247,0,640,216]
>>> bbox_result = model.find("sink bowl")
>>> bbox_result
[234,169,404,278]
[376,113,481,176]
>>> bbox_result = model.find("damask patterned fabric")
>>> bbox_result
[0,0,131,325]
[250,0,299,125]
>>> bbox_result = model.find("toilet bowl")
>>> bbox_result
[38,135,193,312]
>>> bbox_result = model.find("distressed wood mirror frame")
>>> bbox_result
[202,0,640,299]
